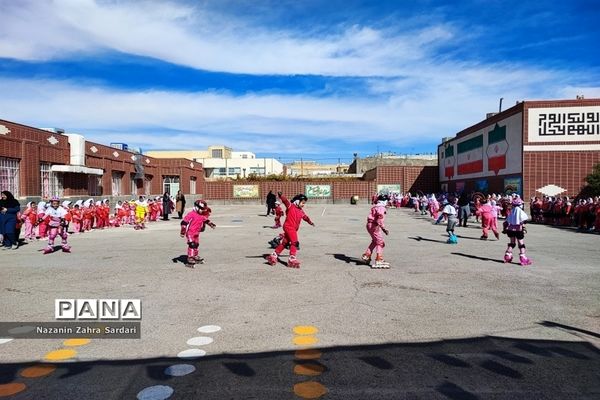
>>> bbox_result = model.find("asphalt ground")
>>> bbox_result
[0,204,599,399]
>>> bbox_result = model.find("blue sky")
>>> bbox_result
[1,0,599,163]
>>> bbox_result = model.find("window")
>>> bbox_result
[190,177,196,195]
[41,163,64,198]
[0,157,19,197]
[112,171,123,196]
[228,167,241,175]
[130,173,137,195]
[88,175,102,196]
[242,154,248,159]
[163,176,180,195]
[144,176,152,195]
[249,167,265,175]
[211,149,223,158]
[213,168,227,176]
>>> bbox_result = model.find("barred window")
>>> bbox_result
[145,176,152,195]
[163,176,179,195]
[88,175,102,196]
[112,171,123,196]
[190,177,196,195]
[0,157,20,197]
[40,163,64,199]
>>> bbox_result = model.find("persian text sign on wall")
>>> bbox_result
[377,184,401,194]
[305,185,331,198]
[528,106,600,142]
[233,185,259,198]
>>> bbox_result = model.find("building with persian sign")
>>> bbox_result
[438,98,600,200]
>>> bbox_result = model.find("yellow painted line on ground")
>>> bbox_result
[293,362,325,376]
[295,349,322,360]
[0,383,27,397]
[293,381,328,399]
[44,348,77,361]
[20,364,57,378]
[63,338,91,346]
[293,336,319,346]
[293,325,319,335]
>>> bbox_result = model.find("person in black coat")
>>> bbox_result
[266,190,277,216]
[0,191,21,249]
[162,192,171,221]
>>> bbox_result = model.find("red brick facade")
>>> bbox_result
[439,99,600,200]
[0,119,204,199]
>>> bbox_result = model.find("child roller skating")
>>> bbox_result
[442,199,459,244]
[272,201,283,229]
[180,200,216,268]
[266,192,315,268]
[362,194,390,269]
[39,196,71,254]
[503,195,532,266]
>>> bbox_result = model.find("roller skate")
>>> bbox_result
[287,256,301,269]
[43,246,54,255]
[372,256,390,269]
[503,252,513,263]
[184,257,196,269]
[447,234,458,244]
[480,235,488,240]
[193,256,205,264]
[266,253,278,266]
[361,253,371,265]
[61,245,71,253]
[519,254,532,266]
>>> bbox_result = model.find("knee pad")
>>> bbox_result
[518,243,526,249]
[187,241,199,249]
[508,243,516,248]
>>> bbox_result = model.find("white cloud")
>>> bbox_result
[0,0,457,76]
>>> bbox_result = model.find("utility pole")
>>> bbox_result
[300,157,304,176]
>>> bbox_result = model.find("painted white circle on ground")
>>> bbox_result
[197,325,221,333]
[8,326,35,334]
[177,348,207,359]
[136,385,174,400]
[0,338,14,344]
[164,364,196,377]
[186,336,214,346]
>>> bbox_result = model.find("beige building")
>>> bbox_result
[286,160,350,176]
[147,145,284,179]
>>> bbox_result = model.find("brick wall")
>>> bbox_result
[0,119,69,197]
[375,166,438,194]
[523,151,600,200]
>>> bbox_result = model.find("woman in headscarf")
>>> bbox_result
[162,191,171,221]
[0,190,21,249]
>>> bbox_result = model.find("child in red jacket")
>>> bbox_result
[266,192,315,268]
[272,201,283,228]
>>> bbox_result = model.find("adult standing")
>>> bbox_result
[162,191,171,221]
[176,190,186,219]
[457,191,471,227]
[0,191,21,249]
[266,190,277,216]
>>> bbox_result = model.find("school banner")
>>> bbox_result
[457,135,484,175]
[475,179,488,193]
[487,123,508,175]
[233,185,259,198]
[377,184,401,194]
[305,184,331,198]
[503,177,522,196]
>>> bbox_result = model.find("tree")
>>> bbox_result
[583,162,600,196]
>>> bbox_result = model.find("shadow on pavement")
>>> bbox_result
[451,252,505,264]
[0,335,598,399]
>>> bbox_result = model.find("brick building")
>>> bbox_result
[438,98,600,200]
[0,119,204,200]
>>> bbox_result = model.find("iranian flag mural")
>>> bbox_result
[487,123,508,175]
[444,145,455,179]
[457,135,483,175]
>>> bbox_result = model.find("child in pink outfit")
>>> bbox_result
[477,199,500,240]
[362,194,390,268]
[180,200,216,268]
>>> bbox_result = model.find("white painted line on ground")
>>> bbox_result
[136,385,174,400]
[186,336,214,346]
[164,364,196,376]
[197,325,222,333]
[177,349,207,359]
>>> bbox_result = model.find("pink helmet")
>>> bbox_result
[511,195,523,207]
[50,196,60,202]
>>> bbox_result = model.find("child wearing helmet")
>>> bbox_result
[503,195,532,266]
[180,200,216,268]
[266,192,315,268]
[40,196,71,254]
[362,193,390,268]
[272,201,283,229]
